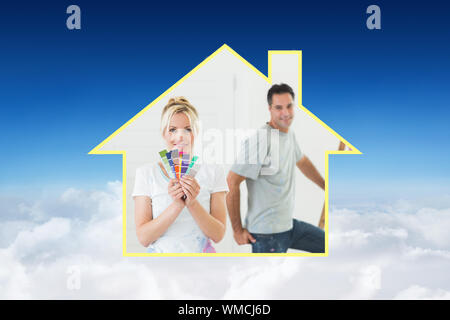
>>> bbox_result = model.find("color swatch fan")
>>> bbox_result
[159,149,200,180]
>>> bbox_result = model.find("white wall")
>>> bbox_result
[100,49,340,253]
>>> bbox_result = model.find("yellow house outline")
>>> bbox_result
[89,44,362,257]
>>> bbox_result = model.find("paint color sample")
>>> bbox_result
[186,163,200,178]
[180,153,190,178]
[185,155,198,176]
[165,151,177,178]
[171,149,180,179]
[178,152,183,177]
[159,149,174,179]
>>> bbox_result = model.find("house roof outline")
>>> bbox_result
[89,44,362,257]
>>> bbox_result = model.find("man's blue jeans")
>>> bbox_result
[250,219,325,253]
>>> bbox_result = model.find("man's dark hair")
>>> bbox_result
[267,83,295,106]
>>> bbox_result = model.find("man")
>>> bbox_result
[226,83,325,253]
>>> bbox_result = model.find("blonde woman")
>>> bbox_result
[132,97,228,253]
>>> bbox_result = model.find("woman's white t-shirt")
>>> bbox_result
[132,162,229,253]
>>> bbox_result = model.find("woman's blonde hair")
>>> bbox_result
[160,97,199,137]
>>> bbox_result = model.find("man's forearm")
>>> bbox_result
[318,204,325,229]
[298,156,325,190]
[226,187,244,232]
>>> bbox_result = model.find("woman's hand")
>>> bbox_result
[179,176,200,208]
[168,179,185,208]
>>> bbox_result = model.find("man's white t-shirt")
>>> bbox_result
[132,162,229,253]
[230,123,303,234]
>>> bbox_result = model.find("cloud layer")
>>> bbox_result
[1,183,450,299]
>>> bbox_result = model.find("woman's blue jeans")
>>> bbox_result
[250,219,325,253]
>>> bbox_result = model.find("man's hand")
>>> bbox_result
[233,228,256,245]
[226,171,249,244]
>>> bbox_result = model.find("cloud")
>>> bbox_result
[0,181,161,299]
[344,265,382,299]
[0,250,31,299]
[10,217,71,260]
[223,258,301,299]
[0,220,36,248]
[9,181,123,223]
[1,183,450,299]
[394,285,450,300]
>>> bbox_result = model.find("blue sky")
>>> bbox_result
[1,0,449,199]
